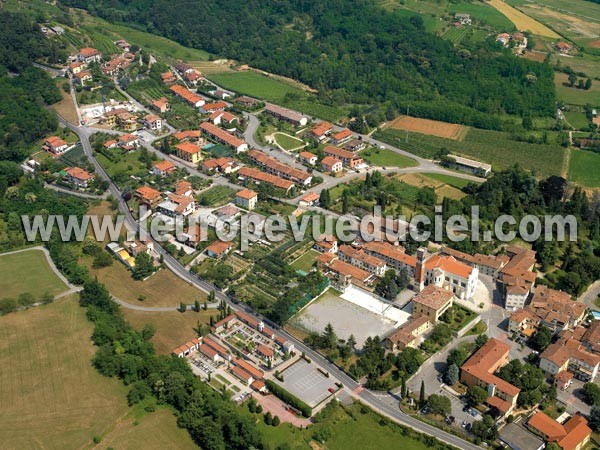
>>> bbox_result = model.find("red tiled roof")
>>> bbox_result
[413,285,453,310]
[322,156,342,168]
[206,240,233,256]
[529,412,567,441]
[310,121,332,137]
[173,130,201,141]
[153,160,175,172]
[65,166,93,181]
[425,254,473,279]
[233,358,264,380]
[135,185,161,201]
[170,84,203,105]
[257,344,274,358]
[200,122,246,148]
[332,129,352,141]
[176,142,201,155]
[236,188,258,200]
[238,167,294,191]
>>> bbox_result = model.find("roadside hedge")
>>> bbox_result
[265,379,312,417]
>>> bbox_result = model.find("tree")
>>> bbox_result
[419,380,426,407]
[475,334,489,349]
[194,299,200,312]
[444,364,459,386]
[589,406,600,431]
[447,348,468,367]
[396,347,424,376]
[272,415,280,426]
[471,414,498,441]
[401,377,407,398]
[18,292,35,307]
[92,251,113,268]
[341,189,350,213]
[0,297,17,315]
[585,78,592,90]
[531,325,552,351]
[323,323,337,349]
[582,383,600,406]
[264,411,273,425]
[522,114,533,130]
[40,291,54,304]
[132,252,155,280]
[568,72,577,87]
[427,394,451,416]
[466,385,488,407]
[347,334,356,352]
[319,189,330,208]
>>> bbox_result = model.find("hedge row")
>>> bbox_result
[265,379,312,417]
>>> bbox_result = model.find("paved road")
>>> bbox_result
[580,280,600,312]
[111,295,219,312]
[45,182,108,199]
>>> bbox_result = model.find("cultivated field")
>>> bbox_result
[0,249,68,298]
[386,116,467,140]
[395,173,468,200]
[85,259,207,308]
[122,309,214,354]
[207,71,306,103]
[487,0,560,38]
[0,297,129,449]
[568,149,600,188]
[359,147,418,168]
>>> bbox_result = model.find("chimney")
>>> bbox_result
[415,247,427,291]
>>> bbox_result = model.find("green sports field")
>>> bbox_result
[0,249,68,299]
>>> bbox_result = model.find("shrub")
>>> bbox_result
[265,380,312,417]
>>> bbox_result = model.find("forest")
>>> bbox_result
[63,0,556,128]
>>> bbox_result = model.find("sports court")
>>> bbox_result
[279,359,337,408]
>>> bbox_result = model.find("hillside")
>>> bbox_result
[62,0,556,127]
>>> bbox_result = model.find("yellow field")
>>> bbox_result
[395,173,467,200]
[387,116,467,140]
[487,0,560,38]
[0,296,130,450]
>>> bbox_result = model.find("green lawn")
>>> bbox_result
[449,1,515,30]
[197,185,237,207]
[273,132,305,151]
[375,127,566,178]
[564,111,590,130]
[359,148,418,168]
[568,149,600,188]
[555,73,600,106]
[290,249,319,273]
[207,71,305,103]
[422,173,476,189]
[0,249,68,299]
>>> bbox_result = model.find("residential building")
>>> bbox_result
[44,136,69,155]
[152,97,170,113]
[73,70,92,85]
[170,84,205,108]
[528,412,591,450]
[496,33,511,46]
[508,308,539,340]
[528,286,585,332]
[499,246,538,310]
[103,139,118,150]
[555,370,573,391]
[235,96,260,108]
[460,338,520,416]
[210,111,238,127]
[385,316,430,351]
[174,63,194,75]
[200,101,228,114]
[161,71,177,84]
[411,285,454,323]
[156,194,195,218]
[314,235,337,253]
[440,246,508,279]
[173,130,201,141]
[416,251,478,300]
[235,189,258,211]
[556,41,573,54]
[143,114,162,131]
[321,156,343,173]
[118,133,140,150]
[582,321,600,355]
[135,185,162,207]
[152,160,176,177]
[205,240,234,259]
[64,166,94,188]
[343,139,367,152]
[184,70,202,85]
[200,122,248,153]
[238,167,294,193]
[454,13,471,25]
[69,61,85,74]
[362,241,416,277]
[323,145,363,168]
[77,47,101,64]
[317,253,375,289]
[338,245,387,276]
[174,180,193,197]
[331,129,353,145]
[175,142,202,164]
[299,151,317,165]
[248,150,312,185]
[299,191,320,207]
[264,104,307,126]
[540,337,600,382]
[309,121,333,141]
[201,157,238,175]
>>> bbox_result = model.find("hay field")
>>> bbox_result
[387,116,467,140]
[487,0,560,37]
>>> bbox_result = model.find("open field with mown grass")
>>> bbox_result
[568,149,600,188]
[564,111,590,130]
[360,147,418,168]
[122,309,213,354]
[507,0,600,20]
[554,73,600,106]
[487,0,560,37]
[423,172,478,189]
[375,127,566,178]
[83,256,206,307]
[552,53,600,79]
[0,297,130,449]
[273,132,305,151]
[0,249,68,299]
[197,185,237,207]
[386,115,467,140]
[290,249,319,273]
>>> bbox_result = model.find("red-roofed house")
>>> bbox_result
[135,185,162,207]
[205,240,233,259]
[528,412,591,450]
[175,142,202,164]
[200,122,248,153]
[44,136,69,155]
[152,97,170,113]
[210,111,238,127]
[143,114,162,131]
[299,151,317,165]
[299,191,320,206]
[235,189,258,210]
[324,146,363,168]
[170,84,205,108]
[309,121,333,141]
[200,101,228,114]
[321,156,343,173]
[152,160,176,177]
[331,129,353,145]
[77,47,101,64]
[64,166,94,188]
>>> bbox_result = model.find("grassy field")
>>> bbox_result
[552,53,600,79]
[396,173,467,200]
[208,71,306,103]
[375,127,566,178]
[507,0,600,20]
[564,111,590,130]
[122,309,213,354]
[568,149,600,188]
[359,147,418,168]
[449,1,515,30]
[197,185,237,207]
[84,257,207,307]
[290,249,319,273]
[554,73,600,106]
[0,249,68,299]
[487,0,560,38]
[422,172,477,189]
[244,401,433,450]
[97,405,197,450]
[0,297,130,449]
[273,132,305,151]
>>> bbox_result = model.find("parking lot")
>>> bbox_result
[190,353,221,378]
[279,359,338,408]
